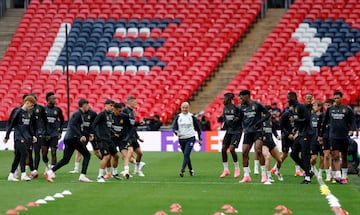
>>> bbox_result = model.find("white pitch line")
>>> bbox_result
[313,166,348,215]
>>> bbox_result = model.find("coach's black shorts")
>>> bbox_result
[223,133,241,148]
[263,140,277,151]
[99,141,117,156]
[44,136,58,148]
[281,136,294,153]
[243,132,263,146]
[322,138,330,151]
[330,138,349,152]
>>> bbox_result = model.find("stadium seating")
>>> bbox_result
[205,0,360,129]
[0,0,261,122]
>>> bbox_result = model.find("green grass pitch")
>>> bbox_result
[0,151,359,215]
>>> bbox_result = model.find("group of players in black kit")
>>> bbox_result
[3,88,358,185]
[220,90,358,184]
[4,93,145,182]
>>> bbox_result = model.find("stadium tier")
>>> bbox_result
[205,0,360,129]
[0,0,262,121]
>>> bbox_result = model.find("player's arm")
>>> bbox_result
[232,106,242,125]
[92,111,105,139]
[4,109,20,142]
[272,122,280,139]
[71,111,84,138]
[254,103,270,128]
[172,115,180,136]
[348,106,357,136]
[279,112,291,137]
[317,113,324,137]
[58,108,65,138]
[30,111,37,139]
[318,108,330,143]
[192,115,202,143]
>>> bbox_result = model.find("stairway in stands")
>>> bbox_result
[0,9,24,59]
[191,9,285,115]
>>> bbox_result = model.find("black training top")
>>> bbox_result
[81,109,97,138]
[112,113,132,141]
[92,110,113,142]
[44,105,64,137]
[290,101,313,137]
[222,104,242,134]
[5,108,36,142]
[320,105,355,139]
[279,111,294,138]
[240,101,269,133]
[32,104,47,136]
[123,106,140,140]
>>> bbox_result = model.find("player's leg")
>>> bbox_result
[262,145,273,184]
[254,138,266,183]
[33,137,43,178]
[8,141,21,181]
[26,142,36,177]
[76,142,92,182]
[104,158,112,179]
[123,145,134,178]
[340,142,349,183]
[90,140,102,160]
[254,152,259,175]
[110,143,120,179]
[323,138,332,181]
[19,141,31,181]
[318,152,325,179]
[69,150,82,173]
[270,146,283,181]
[310,137,318,172]
[97,142,111,182]
[239,133,253,183]
[331,149,342,182]
[220,134,230,178]
[130,140,144,176]
[41,142,50,171]
[273,138,289,174]
[290,138,304,171]
[46,139,76,182]
[50,137,58,166]
[300,137,312,184]
[230,134,240,178]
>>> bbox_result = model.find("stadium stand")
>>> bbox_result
[205,0,360,129]
[0,0,262,122]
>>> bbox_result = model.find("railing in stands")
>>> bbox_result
[0,0,6,17]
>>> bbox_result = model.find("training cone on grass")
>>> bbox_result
[170,208,182,213]
[170,203,181,209]
[62,190,72,195]
[273,213,282,215]
[53,193,64,198]
[44,196,55,201]
[15,205,27,211]
[154,211,167,215]
[213,212,225,215]
[225,208,238,214]
[35,199,47,204]
[275,205,287,210]
[281,208,293,214]
[5,209,18,215]
[26,202,39,207]
[221,204,233,209]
